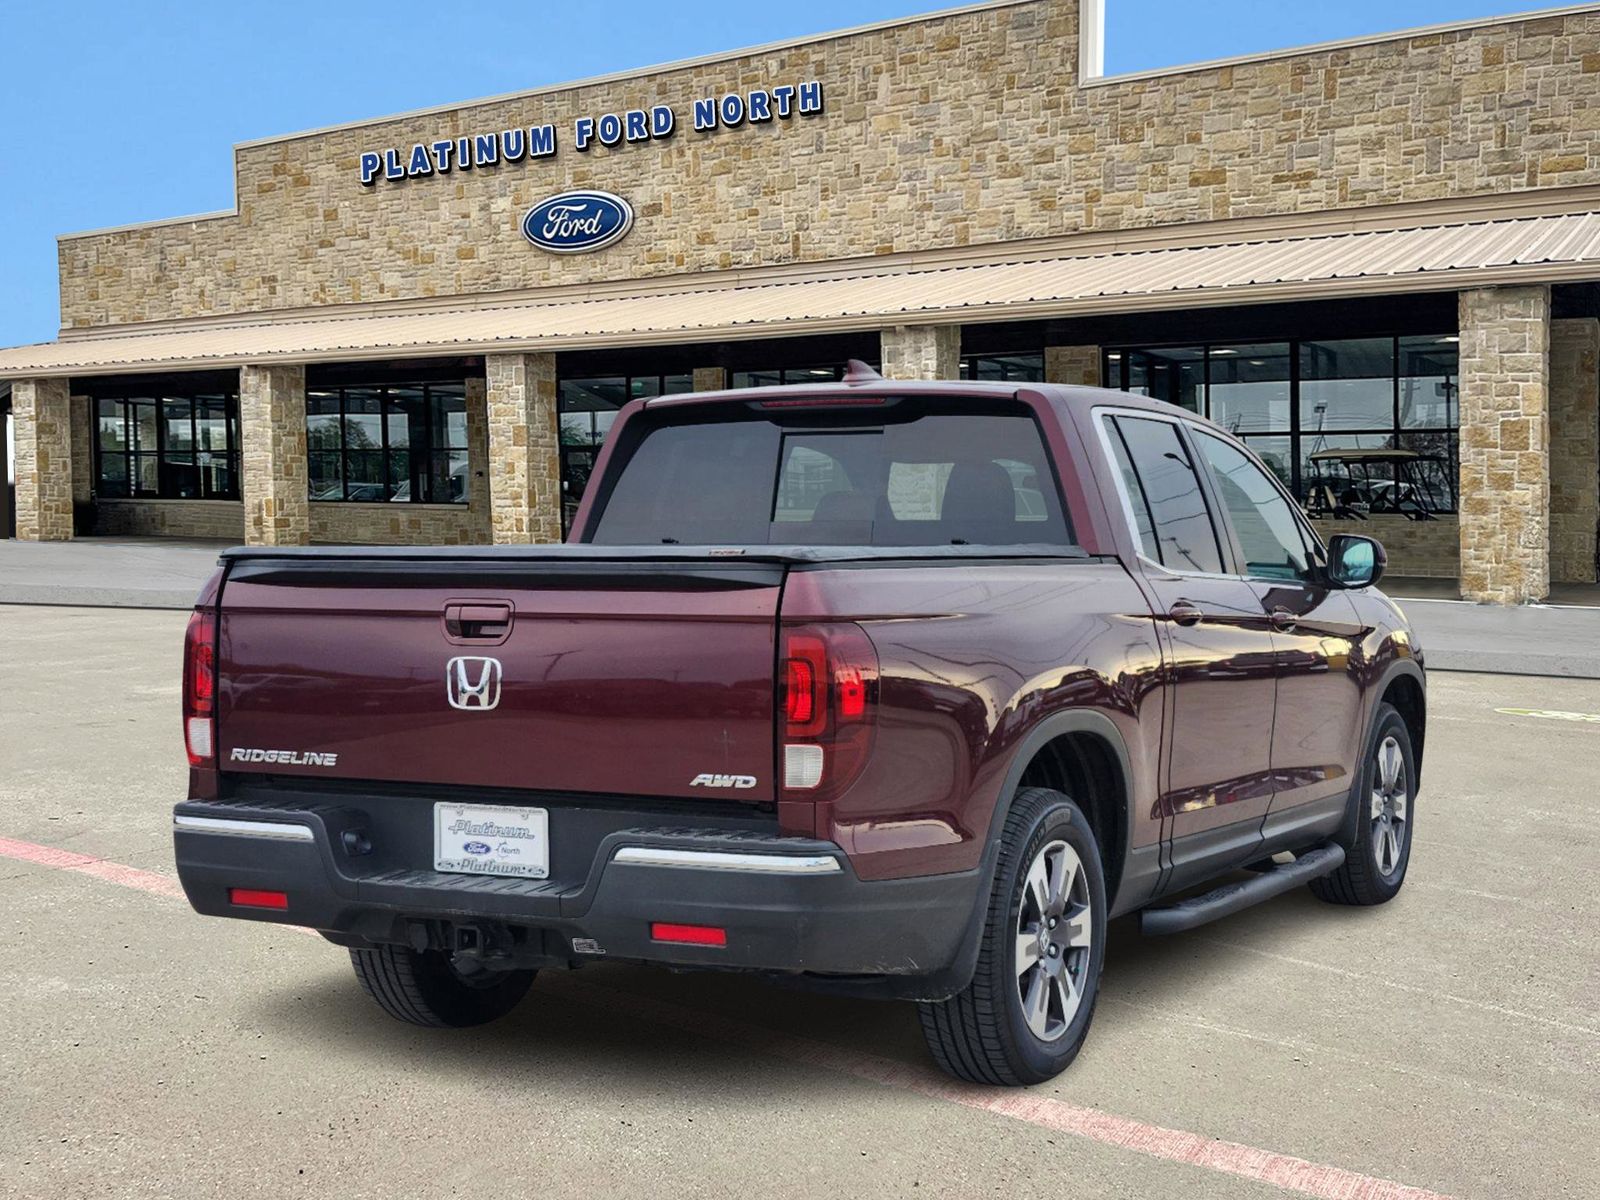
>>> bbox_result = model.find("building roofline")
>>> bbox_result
[1084,1,1600,86]
[51,0,1600,244]
[233,0,1037,150]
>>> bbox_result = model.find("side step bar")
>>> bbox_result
[1139,843,1346,936]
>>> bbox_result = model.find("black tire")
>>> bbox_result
[917,787,1108,1086]
[349,945,535,1028]
[1311,702,1416,907]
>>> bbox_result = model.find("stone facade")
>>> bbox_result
[240,364,310,546]
[1312,514,1461,579]
[12,378,74,541]
[881,325,961,380]
[485,353,561,543]
[1458,286,1551,605]
[1550,317,1600,584]
[70,395,93,508]
[1045,345,1101,387]
[58,3,1600,330]
[96,499,244,540]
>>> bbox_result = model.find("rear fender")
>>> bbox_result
[922,709,1137,1001]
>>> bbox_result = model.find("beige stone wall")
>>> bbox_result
[1550,317,1599,584]
[1045,345,1102,387]
[1312,514,1460,578]
[693,366,726,392]
[12,378,74,540]
[70,395,93,507]
[310,503,485,545]
[485,352,561,543]
[95,500,244,540]
[1458,285,1551,604]
[59,3,1600,329]
[882,325,961,379]
[240,364,310,546]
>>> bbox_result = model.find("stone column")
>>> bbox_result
[12,377,74,541]
[485,352,561,544]
[1550,318,1599,584]
[240,364,310,547]
[881,325,961,380]
[70,394,94,509]
[464,374,492,544]
[693,366,725,392]
[1458,286,1551,604]
[1045,345,1102,387]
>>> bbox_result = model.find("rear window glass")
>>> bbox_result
[588,407,1072,547]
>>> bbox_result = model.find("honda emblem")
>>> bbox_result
[446,656,502,711]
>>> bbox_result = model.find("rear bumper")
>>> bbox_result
[172,798,980,998]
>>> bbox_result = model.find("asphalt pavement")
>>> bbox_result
[0,605,1596,1200]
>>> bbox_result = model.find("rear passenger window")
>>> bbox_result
[1107,416,1224,574]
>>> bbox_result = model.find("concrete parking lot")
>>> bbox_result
[1,605,1596,1200]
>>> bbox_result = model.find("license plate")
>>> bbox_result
[433,803,549,880]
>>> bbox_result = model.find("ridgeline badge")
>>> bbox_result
[522,191,634,255]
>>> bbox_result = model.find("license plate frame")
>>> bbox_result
[433,802,550,880]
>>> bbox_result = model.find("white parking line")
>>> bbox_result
[0,835,1456,1200]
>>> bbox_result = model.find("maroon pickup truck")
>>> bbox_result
[173,365,1424,1085]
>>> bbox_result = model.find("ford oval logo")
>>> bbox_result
[521,190,634,255]
[462,841,492,856]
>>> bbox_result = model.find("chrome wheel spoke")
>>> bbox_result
[1392,790,1408,822]
[1061,903,1093,950]
[1370,789,1386,820]
[1015,926,1042,974]
[1379,738,1402,792]
[1047,850,1072,916]
[1025,857,1051,921]
[1023,967,1051,1039]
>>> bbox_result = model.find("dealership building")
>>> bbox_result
[2,0,1599,603]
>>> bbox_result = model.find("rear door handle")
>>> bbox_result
[444,601,514,643]
[1168,601,1204,627]
[1270,607,1298,633]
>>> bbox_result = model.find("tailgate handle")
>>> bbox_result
[444,602,513,641]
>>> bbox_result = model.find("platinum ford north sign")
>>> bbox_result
[522,191,634,254]
[358,81,823,186]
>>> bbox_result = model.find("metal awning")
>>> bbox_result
[6,209,1600,379]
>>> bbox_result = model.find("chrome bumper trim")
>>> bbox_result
[173,815,316,842]
[612,846,842,874]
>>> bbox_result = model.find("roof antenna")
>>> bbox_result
[843,360,883,385]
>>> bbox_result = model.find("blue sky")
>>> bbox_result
[0,0,1549,348]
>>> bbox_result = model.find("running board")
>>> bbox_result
[1139,843,1346,936]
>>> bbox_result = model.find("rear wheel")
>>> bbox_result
[349,945,535,1028]
[1311,703,1415,907]
[917,787,1107,1086]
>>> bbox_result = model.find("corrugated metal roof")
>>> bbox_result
[7,210,1600,378]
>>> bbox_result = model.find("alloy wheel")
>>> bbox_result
[1370,734,1409,877]
[1014,839,1093,1042]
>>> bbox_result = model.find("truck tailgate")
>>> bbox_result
[215,553,783,802]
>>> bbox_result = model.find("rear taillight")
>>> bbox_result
[779,623,878,803]
[183,610,217,768]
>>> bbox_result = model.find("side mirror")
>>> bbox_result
[1327,534,1386,589]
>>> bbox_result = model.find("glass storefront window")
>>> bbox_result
[959,353,1045,382]
[1300,338,1395,433]
[558,372,694,531]
[95,390,240,501]
[306,382,468,503]
[1125,347,1204,413]
[1103,334,1459,512]
[1207,344,1291,436]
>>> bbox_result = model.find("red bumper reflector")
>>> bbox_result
[229,888,289,910]
[651,922,727,947]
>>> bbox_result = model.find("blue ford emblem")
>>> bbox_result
[521,190,634,254]
[462,841,491,856]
